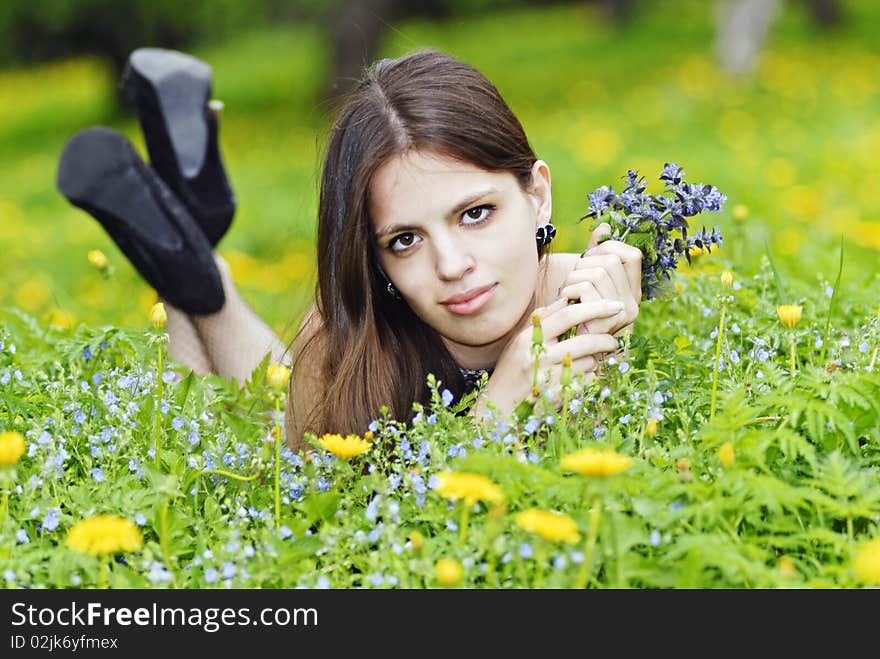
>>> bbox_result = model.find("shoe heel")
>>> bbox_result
[122,47,236,246]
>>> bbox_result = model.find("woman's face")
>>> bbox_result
[370,150,552,368]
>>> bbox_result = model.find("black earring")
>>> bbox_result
[535,222,557,248]
[386,281,402,301]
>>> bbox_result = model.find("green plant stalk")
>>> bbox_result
[710,302,727,419]
[274,397,282,534]
[575,498,602,589]
[159,501,178,588]
[789,333,797,377]
[869,346,877,372]
[820,238,844,363]
[534,543,546,588]
[154,343,163,467]
[98,557,110,589]
[0,489,8,530]
[459,501,471,546]
[607,508,624,587]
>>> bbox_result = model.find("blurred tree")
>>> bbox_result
[716,0,845,74]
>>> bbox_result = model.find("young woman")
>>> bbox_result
[58,48,642,454]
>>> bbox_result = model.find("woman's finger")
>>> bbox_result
[587,222,612,251]
[544,331,619,363]
[586,240,643,302]
[540,299,624,339]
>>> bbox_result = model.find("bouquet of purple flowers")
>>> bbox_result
[582,163,726,300]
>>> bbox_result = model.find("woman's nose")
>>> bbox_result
[434,236,475,281]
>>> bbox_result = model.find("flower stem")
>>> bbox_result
[0,489,8,530]
[869,346,877,372]
[459,502,471,546]
[154,343,163,466]
[575,498,602,589]
[274,397,282,534]
[710,302,727,419]
[98,557,110,589]
[789,333,797,377]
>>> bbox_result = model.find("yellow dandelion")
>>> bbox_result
[408,530,424,552]
[645,418,659,438]
[435,558,463,587]
[719,442,735,468]
[776,304,803,328]
[560,446,633,477]
[515,509,580,544]
[87,249,108,270]
[0,430,26,467]
[434,471,504,505]
[266,362,291,390]
[66,515,143,557]
[149,302,167,329]
[720,271,733,288]
[317,433,372,460]
[853,537,880,584]
[777,556,797,579]
[732,204,749,221]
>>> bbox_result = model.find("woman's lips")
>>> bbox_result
[442,284,497,315]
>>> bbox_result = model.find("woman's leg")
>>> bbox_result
[189,254,290,386]
[164,302,215,376]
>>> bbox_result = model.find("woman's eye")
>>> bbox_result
[389,232,420,253]
[462,204,493,225]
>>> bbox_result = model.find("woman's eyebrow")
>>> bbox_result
[446,187,499,218]
[374,187,500,239]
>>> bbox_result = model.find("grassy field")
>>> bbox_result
[1,0,878,337]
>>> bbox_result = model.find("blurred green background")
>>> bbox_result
[1,0,878,346]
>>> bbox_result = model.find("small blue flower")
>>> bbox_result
[172,417,185,431]
[369,572,384,587]
[279,526,293,540]
[365,497,380,522]
[204,568,219,584]
[73,410,86,425]
[649,530,662,547]
[441,388,454,407]
[16,529,29,544]
[519,543,533,559]
[316,575,331,589]
[524,417,540,434]
[618,361,630,374]
[135,513,147,526]
[91,468,104,483]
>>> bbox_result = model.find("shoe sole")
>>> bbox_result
[57,127,225,315]
[122,48,235,246]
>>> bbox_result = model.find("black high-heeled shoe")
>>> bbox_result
[120,47,236,247]
[57,126,226,315]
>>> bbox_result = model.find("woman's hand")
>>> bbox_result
[472,297,622,420]
[558,222,643,337]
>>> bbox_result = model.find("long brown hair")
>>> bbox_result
[288,49,547,446]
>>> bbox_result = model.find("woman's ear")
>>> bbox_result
[529,159,552,227]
